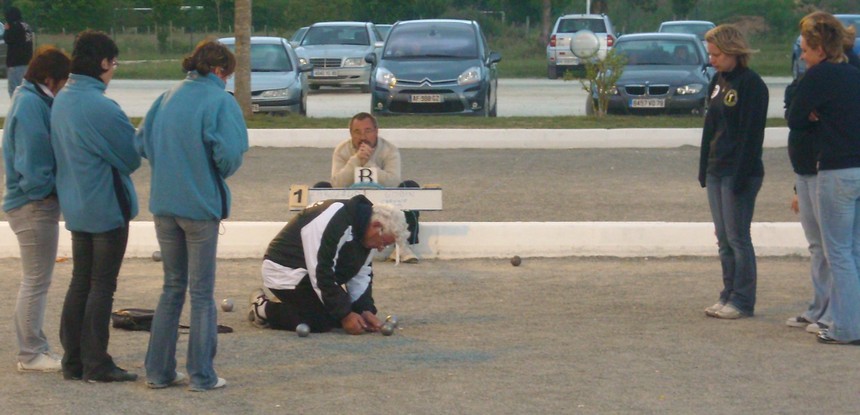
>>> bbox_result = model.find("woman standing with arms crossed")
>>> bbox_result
[137,40,248,391]
[788,12,860,345]
[4,46,70,373]
[699,24,769,319]
[52,30,141,382]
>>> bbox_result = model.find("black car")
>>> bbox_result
[366,19,501,116]
[592,33,713,116]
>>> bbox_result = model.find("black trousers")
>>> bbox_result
[60,225,128,380]
[313,179,420,244]
[267,281,340,333]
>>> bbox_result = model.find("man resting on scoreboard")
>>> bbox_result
[314,112,421,263]
[248,195,409,334]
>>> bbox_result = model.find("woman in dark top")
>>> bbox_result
[788,11,860,345]
[698,24,769,320]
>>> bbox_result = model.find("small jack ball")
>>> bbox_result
[152,251,162,262]
[296,323,310,337]
[220,298,234,312]
[385,314,399,328]
[381,322,395,336]
[511,255,522,266]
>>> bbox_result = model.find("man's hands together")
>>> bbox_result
[341,311,383,335]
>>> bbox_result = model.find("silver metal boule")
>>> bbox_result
[152,251,162,262]
[381,322,395,336]
[220,298,234,312]
[296,323,310,337]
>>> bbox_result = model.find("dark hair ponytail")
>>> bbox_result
[182,40,236,77]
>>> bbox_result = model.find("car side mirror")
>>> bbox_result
[374,41,384,48]
[365,53,377,65]
[289,41,299,48]
[298,63,314,73]
[487,51,502,65]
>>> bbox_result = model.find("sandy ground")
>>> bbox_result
[1,256,859,414]
[4,146,858,413]
[0,146,799,223]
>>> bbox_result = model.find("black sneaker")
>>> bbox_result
[817,331,860,345]
[85,367,139,383]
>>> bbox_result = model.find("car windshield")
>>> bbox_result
[383,23,478,59]
[302,25,369,46]
[557,18,606,34]
[290,27,308,43]
[614,39,702,66]
[659,24,713,41]
[226,43,293,72]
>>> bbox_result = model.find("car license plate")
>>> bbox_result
[630,98,666,108]
[251,103,260,112]
[410,94,443,103]
[313,69,337,77]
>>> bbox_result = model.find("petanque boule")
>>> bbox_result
[381,322,395,336]
[152,251,162,262]
[385,314,399,328]
[296,323,310,337]
[220,298,234,312]
[511,255,522,266]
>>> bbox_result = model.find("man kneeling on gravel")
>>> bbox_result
[248,195,408,334]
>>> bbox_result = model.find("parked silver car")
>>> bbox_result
[658,20,715,50]
[295,21,384,92]
[546,13,616,79]
[220,36,312,115]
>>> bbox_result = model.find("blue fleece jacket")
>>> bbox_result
[51,74,140,233]
[3,81,55,212]
[135,71,248,220]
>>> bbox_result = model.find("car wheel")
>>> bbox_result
[548,64,558,80]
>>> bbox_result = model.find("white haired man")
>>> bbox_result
[249,195,408,334]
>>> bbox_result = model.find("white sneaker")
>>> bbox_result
[704,302,724,317]
[714,303,747,319]
[806,322,828,334]
[147,371,187,389]
[190,377,226,392]
[17,353,62,373]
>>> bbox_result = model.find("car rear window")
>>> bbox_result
[302,26,370,46]
[614,39,702,66]
[383,23,478,59]
[557,18,606,34]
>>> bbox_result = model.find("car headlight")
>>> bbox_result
[343,58,365,67]
[259,88,293,98]
[299,57,308,65]
[676,83,703,95]
[458,67,481,86]
[375,68,396,89]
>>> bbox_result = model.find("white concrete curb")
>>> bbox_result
[0,221,807,259]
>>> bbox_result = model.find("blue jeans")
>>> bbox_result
[706,174,763,315]
[7,65,26,97]
[8,197,60,363]
[817,168,860,341]
[796,174,832,326]
[60,225,129,380]
[145,216,221,389]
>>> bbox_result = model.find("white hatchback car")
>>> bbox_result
[546,14,616,79]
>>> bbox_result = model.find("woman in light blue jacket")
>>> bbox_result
[51,30,140,383]
[3,46,70,373]
[137,40,248,392]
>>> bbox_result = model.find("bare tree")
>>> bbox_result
[234,0,252,117]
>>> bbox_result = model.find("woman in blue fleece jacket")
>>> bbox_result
[51,30,141,383]
[788,12,860,346]
[137,40,248,392]
[3,46,70,373]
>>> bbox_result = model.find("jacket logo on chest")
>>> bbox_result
[723,89,738,107]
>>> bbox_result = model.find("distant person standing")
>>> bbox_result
[699,24,769,320]
[3,7,34,97]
